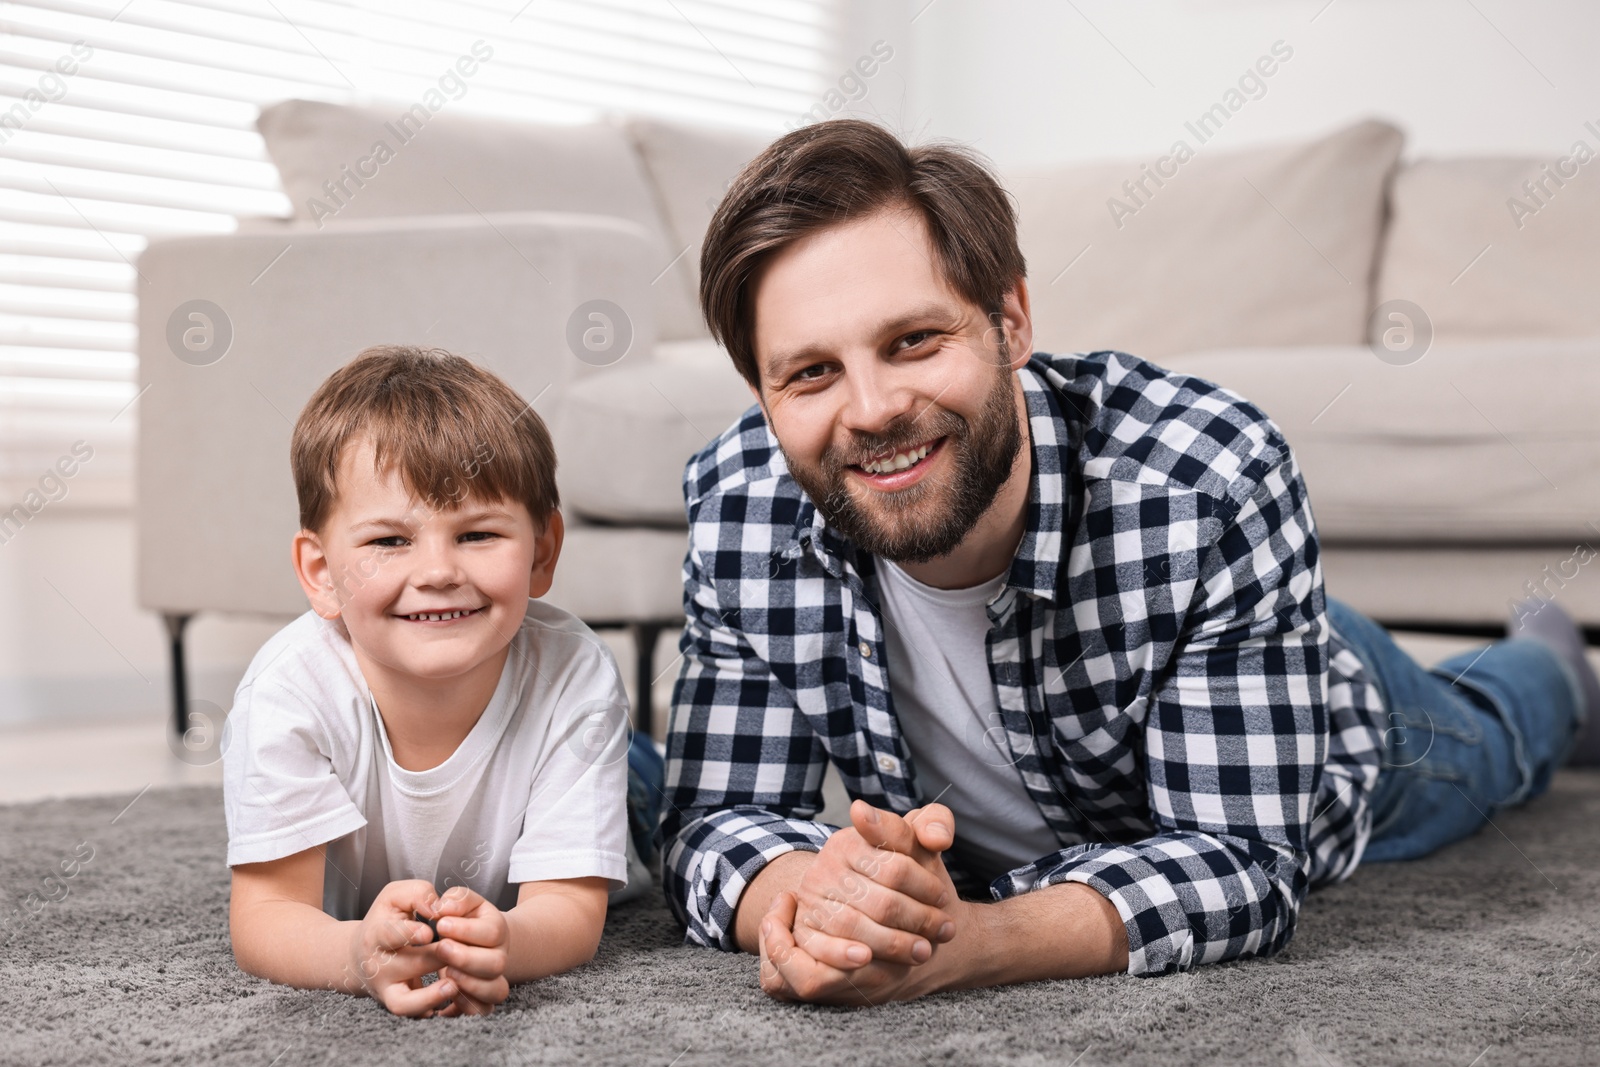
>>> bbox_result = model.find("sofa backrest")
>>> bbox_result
[1375,154,1600,343]
[621,115,769,329]
[256,99,703,341]
[257,104,1431,366]
[1011,119,1405,360]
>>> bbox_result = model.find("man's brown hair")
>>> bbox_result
[291,345,558,533]
[699,118,1026,390]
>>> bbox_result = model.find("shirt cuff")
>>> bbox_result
[997,845,1194,977]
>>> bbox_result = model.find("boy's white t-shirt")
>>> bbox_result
[222,598,631,920]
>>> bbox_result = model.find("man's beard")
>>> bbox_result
[782,360,1024,565]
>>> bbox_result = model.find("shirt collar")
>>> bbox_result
[789,354,1080,603]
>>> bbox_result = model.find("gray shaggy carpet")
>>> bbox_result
[1,774,1597,1067]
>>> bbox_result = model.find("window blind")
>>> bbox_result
[0,0,839,505]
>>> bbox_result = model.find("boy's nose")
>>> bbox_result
[412,544,466,588]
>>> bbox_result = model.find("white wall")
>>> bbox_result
[842,0,1600,170]
[0,510,284,725]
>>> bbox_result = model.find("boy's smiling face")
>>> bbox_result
[293,435,562,685]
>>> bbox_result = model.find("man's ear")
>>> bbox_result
[999,276,1034,371]
[528,508,565,599]
[292,529,343,619]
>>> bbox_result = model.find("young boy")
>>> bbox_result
[223,345,660,1018]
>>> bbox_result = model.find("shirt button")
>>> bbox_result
[858,641,873,658]
[877,754,898,773]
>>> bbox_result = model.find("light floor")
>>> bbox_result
[2,631,1589,805]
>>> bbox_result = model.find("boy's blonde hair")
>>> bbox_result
[291,345,558,533]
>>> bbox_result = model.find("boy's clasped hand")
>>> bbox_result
[352,883,513,1018]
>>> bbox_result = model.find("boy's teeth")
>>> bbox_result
[862,442,932,475]
[405,609,475,621]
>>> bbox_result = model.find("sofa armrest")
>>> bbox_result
[136,211,661,617]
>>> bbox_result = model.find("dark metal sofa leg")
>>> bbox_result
[629,620,667,741]
[162,613,193,744]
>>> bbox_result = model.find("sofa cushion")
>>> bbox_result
[552,342,755,525]
[623,115,771,340]
[1011,119,1404,360]
[544,522,695,625]
[1375,156,1600,342]
[255,100,702,340]
[1161,338,1600,543]
[1321,544,1600,628]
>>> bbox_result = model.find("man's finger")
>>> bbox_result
[794,895,936,966]
[849,800,924,856]
[769,931,880,1005]
[904,803,954,853]
[846,847,950,908]
[758,891,801,998]
[762,892,877,1004]
[790,919,878,971]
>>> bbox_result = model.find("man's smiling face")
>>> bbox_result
[749,204,1033,564]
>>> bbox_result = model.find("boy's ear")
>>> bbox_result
[528,508,565,599]
[292,529,343,619]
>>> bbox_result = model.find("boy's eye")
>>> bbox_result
[362,531,499,547]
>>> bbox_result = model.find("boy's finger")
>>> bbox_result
[358,943,440,988]
[441,965,509,1009]
[436,989,494,1018]
[434,914,502,947]
[430,886,487,918]
[362,916,438,959]
[380,975,457,1018]
[381,880,442,920]
[436,938,507,981]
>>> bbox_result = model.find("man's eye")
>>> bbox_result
[793,364,828,382]
[902,330,936,348]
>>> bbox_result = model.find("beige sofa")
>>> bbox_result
[136,103,1600,737]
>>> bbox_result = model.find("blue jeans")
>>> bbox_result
[626,730,666,865]
[1328,598,1583,863]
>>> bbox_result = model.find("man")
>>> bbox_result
[657,119,1599,1003]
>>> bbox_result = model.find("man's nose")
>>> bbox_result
[839,357,918,439]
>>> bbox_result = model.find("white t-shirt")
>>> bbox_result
[873,555,1062,882]
[222,598,631,920]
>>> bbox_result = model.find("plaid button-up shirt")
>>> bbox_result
[659,350,1385,977]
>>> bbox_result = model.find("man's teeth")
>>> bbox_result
[402,609,477,621]
[861,442,933,475]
